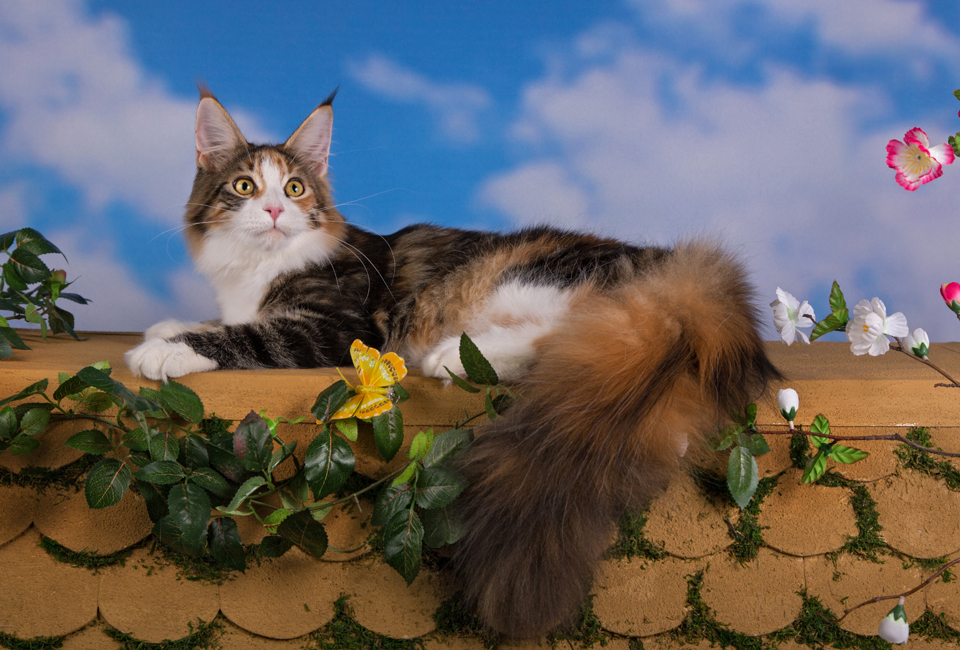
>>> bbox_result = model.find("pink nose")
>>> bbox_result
[264,205,284,222]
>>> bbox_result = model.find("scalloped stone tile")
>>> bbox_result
[341,560,444,638]
[33,481,151,553]
[0,419,89,471]
[924,554,960,629]
[924,427,960,472]
[61,623,122,650]
[870,472,960,558]
[217,618,309,649]
[804,553,922,636]
[757,428,795,477]
[0,527,98,638]
[644,474,731,558]
[0,485,40,546]
[98,548,220,643]
[641,636,719,649]
[425,637,493,650]
[220,547,344,639]
[594,557,704,636]
[320,497,374,561]
[759,469,857,556]
[701,548,804,636]
[825,433,899,481]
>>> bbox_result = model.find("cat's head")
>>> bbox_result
[183,87,347,267]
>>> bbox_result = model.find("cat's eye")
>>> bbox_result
[285,179,305,197]
[233,178,256,195]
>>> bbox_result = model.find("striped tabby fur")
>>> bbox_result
[125,90,781,638]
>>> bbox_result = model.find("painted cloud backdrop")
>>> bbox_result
[1,0,959,342]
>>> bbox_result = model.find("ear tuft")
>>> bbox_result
[195,92,246,171]
[284,99,335,178]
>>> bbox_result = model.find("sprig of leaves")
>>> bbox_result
[802,414,869,483]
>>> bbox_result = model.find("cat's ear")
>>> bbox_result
[283,90,337,178]
[195,88,246,171]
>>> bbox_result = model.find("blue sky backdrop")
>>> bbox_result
[2,0,960,343]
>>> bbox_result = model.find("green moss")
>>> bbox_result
[103,618,222,649]
[894,427,960,491]
[606,508,666,561]
[911,610,960,642]
[670,569,763,649]
[789,432,810,469]
[433,592,498,648]
[728,475,779,563]
[0,454,97,493]
[152,542,261,585]
[0,632,63,650]
[308,596,425,650]
[39,535,134,570]
[785,591,892,650]
[816,472,887,563]
[547,595,609,648]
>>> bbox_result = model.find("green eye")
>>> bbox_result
[234,178,255,195]
[285,179,304,197]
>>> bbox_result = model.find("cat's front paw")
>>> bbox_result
[421,336,465,382]
[144,319,207,340]
[125,339,218,381]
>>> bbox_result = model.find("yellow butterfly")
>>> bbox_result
[330,339,408,420]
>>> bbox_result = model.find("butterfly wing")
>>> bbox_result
[353,392,394,419]
[369,352,407,387]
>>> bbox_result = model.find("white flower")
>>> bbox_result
[847,298,908,356]
[771,288,815,345]
[877,597,909,644]
[777,388,798,426]
[902,327,929,359]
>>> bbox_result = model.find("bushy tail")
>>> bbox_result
[451,241,781,638]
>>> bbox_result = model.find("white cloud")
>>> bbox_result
[0,184,28,232]
[0,0,270,225]
[481,41,960,340]
[479,163,589,229]
[348,54,492,143]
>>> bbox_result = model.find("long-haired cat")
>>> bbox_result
[125,88,780,638]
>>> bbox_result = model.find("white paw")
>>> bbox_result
[144,319,203,340]
[421,336,464,381]
[125,339,218,381]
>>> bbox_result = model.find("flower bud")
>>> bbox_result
[50,269,67,285]
[902,328,929,359]
[877,597,909,644]
[941,283,960,314]
[777,388,798,426]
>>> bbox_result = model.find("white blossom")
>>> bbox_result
[877,597,909,644]
[771,288,815,345]
[847,298,908,356]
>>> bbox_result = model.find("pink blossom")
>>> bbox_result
[886,128,954,191]
[941,282,960,314]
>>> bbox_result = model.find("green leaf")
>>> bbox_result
[135,461,186,485]
[953,88,960,102]
[383,509,423,585]
[269,441,297,473]
[372,482,414,526]
[334,417,358,442]
[391,463,418,488]
[415,466,468,509]
[0,406,16,440]
[153,516,204,557]
[0,378,49,409]
[459,333,499,385]
[713,434,736,452]
[828,445,869,464]
[277,510,329,558]
[408,429,434,462]
[310,380,351,422]
[168,482,211,547]
[392,384,410,403]
[803,451,828,483]
[64,429,112,455]
[0,334,12,360]
[421,505,465,548]
[120,428,149,452]
[10,246,50,284]
[727,446,759,509]
[137,386,168,418]
[0,230,16,252]
[423,428,472,468]
[304,426,355,500]
[209,517,246,572]
[225,476,267,513]
[258,535,293,558]
[263,508,292,530]
[809,414,831,448]
[15,228,65,257]
[445,368,481,393]
[80,392,118,413]
[490,393,512,415]
[809,309,849,342]
[76,366,160,412]
[0,326,28,350]
[53,375,89,402]
[136,479,169,523]
[372,407,404,461]
[84,458,131,509]
[149,427,180,462]
[233,410,272,473]
[19,408,50,437]
[159,380,204,423]
[188,467,233,497]
[8,433,40,455]
[738,432,771,457]
[484,393,498,421]
[183,434,210,470]
[828,281,847,314]
[951,134,960,159]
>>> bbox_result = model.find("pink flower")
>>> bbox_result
[942,282,960,314]
[886,128,954,191]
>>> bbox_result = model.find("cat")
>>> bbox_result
[125,88,781,638]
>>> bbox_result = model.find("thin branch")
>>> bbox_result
[892,339,960,388]
[755,428,960,458]
[836,557,960,622]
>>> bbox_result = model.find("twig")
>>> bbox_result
[892,339,960,388]
[836,557,960,622]
[755,428,960,458]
